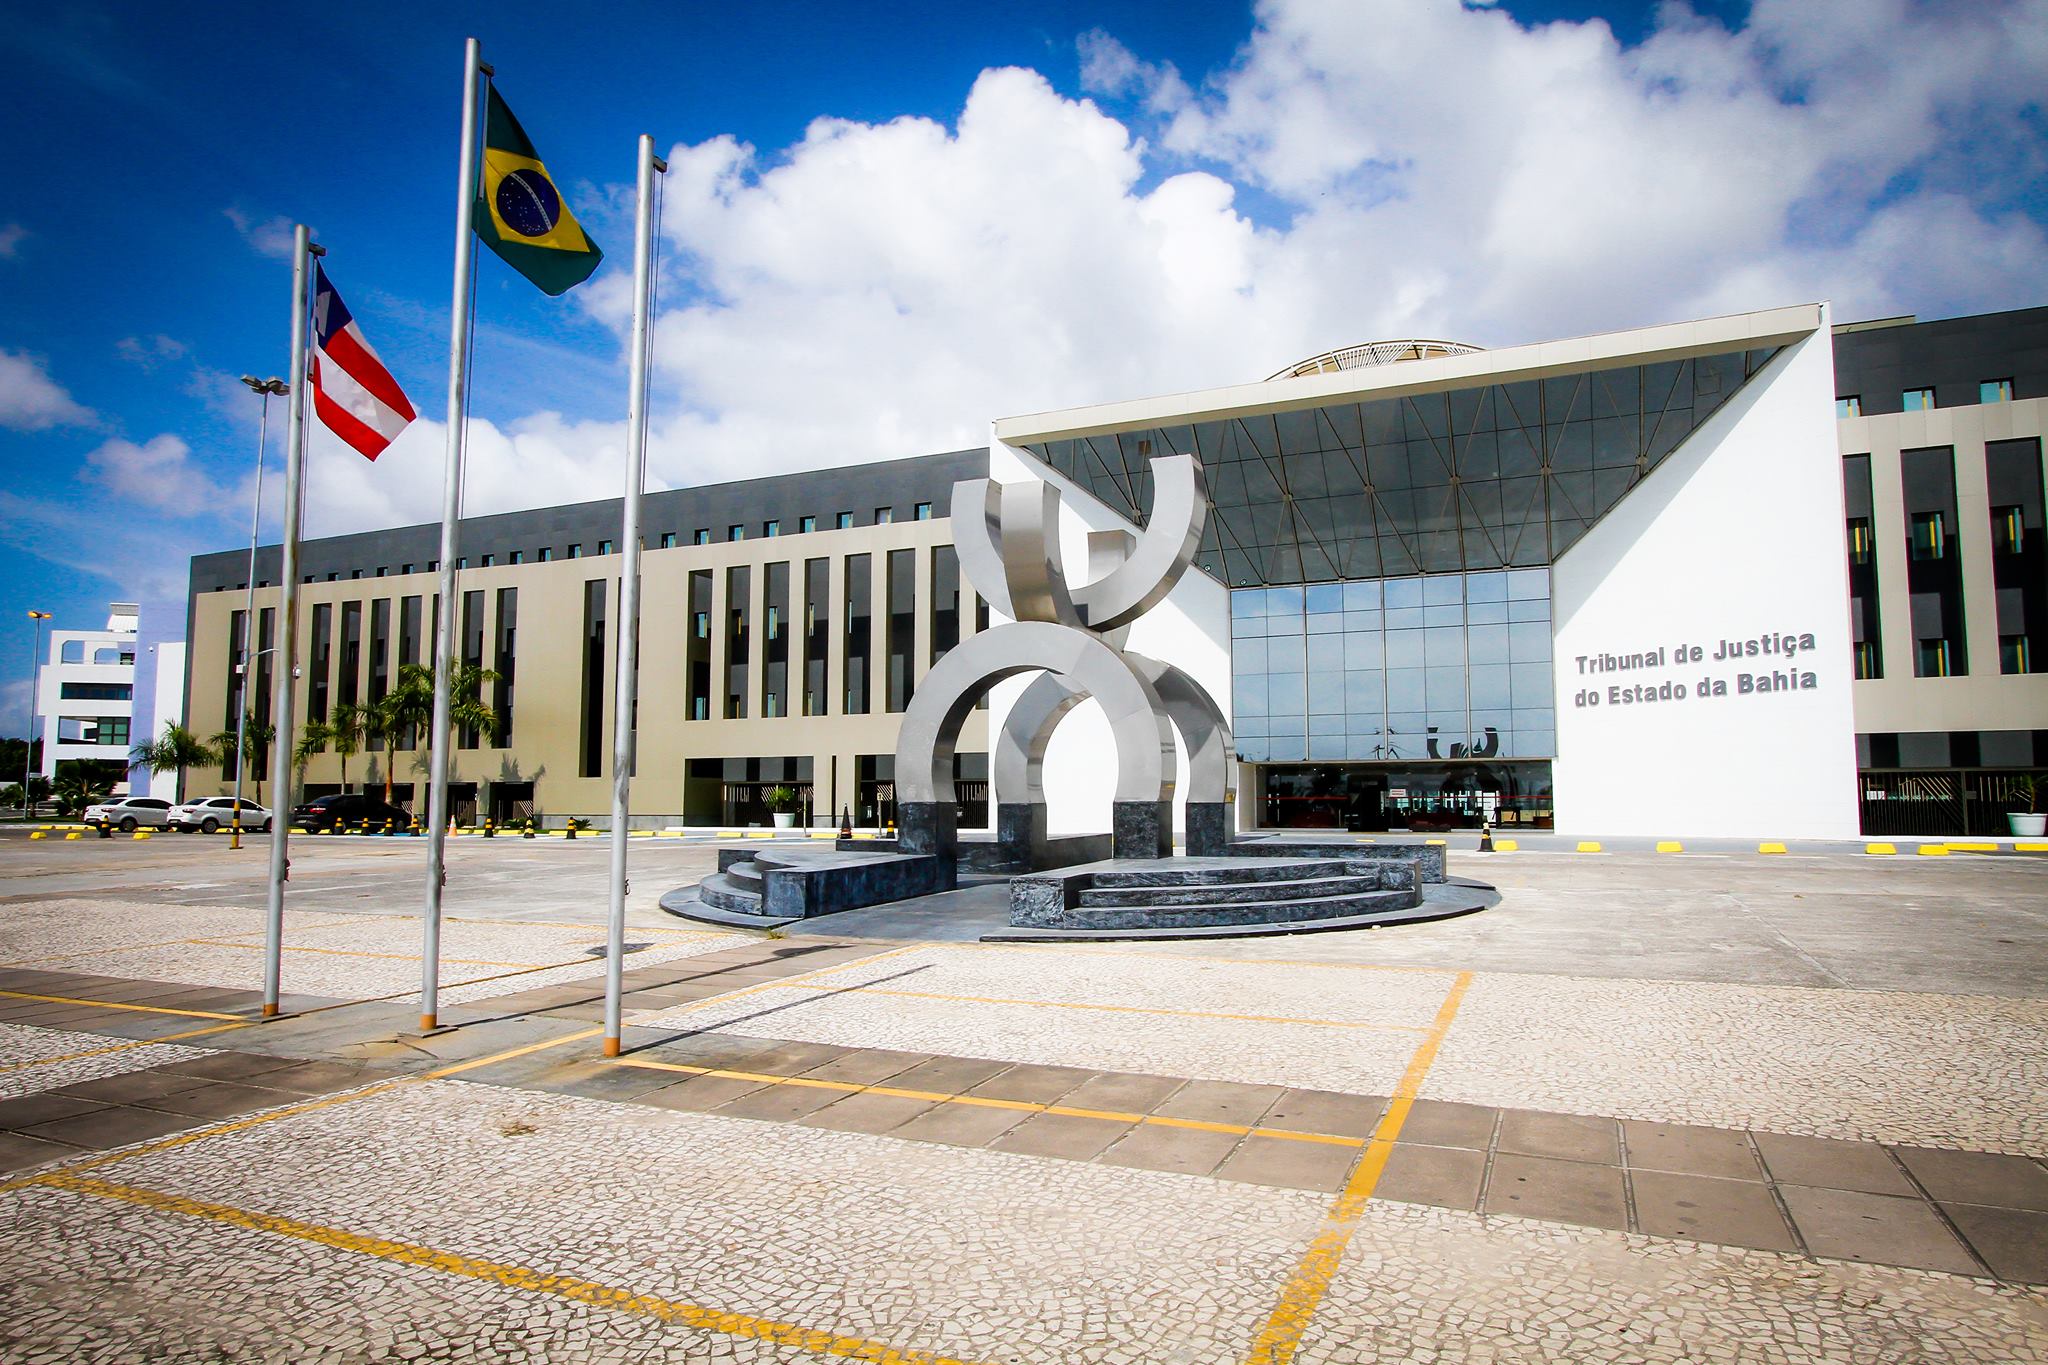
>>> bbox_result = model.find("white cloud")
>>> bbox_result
[83,433,231,518]
[1077,29,1190,114]
[116,334,189,369]
[0,348,95,431]
[223,207,299,260]
[0,223,25,259]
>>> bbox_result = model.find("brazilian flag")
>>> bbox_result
[474,86,602,296]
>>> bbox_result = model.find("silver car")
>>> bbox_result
[168,796,273,834]
[83,796,176,833]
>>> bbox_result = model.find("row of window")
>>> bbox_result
[259,503,944,588]
[55,642,135,665]
[1837,379,2015,418]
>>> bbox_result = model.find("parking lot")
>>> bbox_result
[1,829,2044,1361]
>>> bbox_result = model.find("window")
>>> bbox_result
[1854,641,1880,680]
[375,567,387,577]
[1836,396,1862,419]
[509,550,524,565]
[836,511,854,530]
[481,554,495,567]
[914,502,933,520]
[764,520,780,538]
[2002,635,2033,674]
[1917,638,1954,677]
[326,572,338,581]
[729,524,745,541]
[799,515,816,533]
[1910,511,1947,560]
[567,544,582,559]
[1994,505,2026,555]
[1902,388,1935,411]
[92,645,121,664]
[1981,378,2014,404]
[694,529,711,545]
[455,559,467,570]
[401,564,413,575]
[350,569,363,579]
[60,682,131,701]
[874,506,894,525]
[1847,518,1873,565]
[537,547,553,562]
[659,532,677,549]
[598,539,613,554]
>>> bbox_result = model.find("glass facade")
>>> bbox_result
[1024,348,1777,588]
[1232,569,1554,764]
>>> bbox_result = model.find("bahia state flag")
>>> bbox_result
[474,85,603,296]
[311,263,417,461]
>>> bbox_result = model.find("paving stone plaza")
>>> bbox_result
[0,830,2044,1362]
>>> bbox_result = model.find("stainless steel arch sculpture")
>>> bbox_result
[895,450,1231,863]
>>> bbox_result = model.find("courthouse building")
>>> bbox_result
[182,302,2048,839]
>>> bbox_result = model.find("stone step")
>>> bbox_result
[725,860,763,889]
[1078,874,1376,908]
[697,872,768,916]
[1041,888,1415,931]
[1088,858,1370,889]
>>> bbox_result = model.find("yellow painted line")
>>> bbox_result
[1918,844,1950,857]
[41,1175,990,1365]
[611,1055,1369,1148]
[781,982,1428,1033]
[1243,971,1474,1365]
[1865,842,1896,856]
[2017,842,2048,852]
[0,1019,253,1074]
[1574,841,1602,853]
[0,989,245,1021]
[1758,842,1788,855]
[1655,841,1683,854]
[1947,841,1998,853]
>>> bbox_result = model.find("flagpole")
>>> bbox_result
[422,36,486,1033]
[262,225,318,1020]
[603,134,667,1059]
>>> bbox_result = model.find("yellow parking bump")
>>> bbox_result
[27,832,45,840]
[1865,842,1896,855]
[808,830,837,839]
[1575,841,1603,853]
[715,831,742,839]
[1655,841,1683,854]
[745,831,775,839]
[63,832,81,840]
[1918,844,1950,856]
[1424,838,1447,846]
[851,831,877,840]
[133,831,151,840]
[1948,841,1997,853]
[1758,842,1788,855]
[1491,839,1518,852]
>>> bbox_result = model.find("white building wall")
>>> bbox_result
[1550,317,1862,838]
[986,437,1233,837]
[38,616,141,790]
[146,642,187,801]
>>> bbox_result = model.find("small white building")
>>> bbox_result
[37,603,141,794]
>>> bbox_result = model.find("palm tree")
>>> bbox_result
[53,769,113,817]
[325,702,369,793]
[130,723,218,804]
[292,717,329,801]
[373,662,499,805]
[211,712,278,807]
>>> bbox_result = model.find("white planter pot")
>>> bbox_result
[2008,813,2046,838]
[772,812,796,829]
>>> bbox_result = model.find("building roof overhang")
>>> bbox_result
[994,303,1825,445]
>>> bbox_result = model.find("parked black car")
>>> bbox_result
[292,793,413,833]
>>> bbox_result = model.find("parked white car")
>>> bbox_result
[168,797,273,834]
[83,796,175,832]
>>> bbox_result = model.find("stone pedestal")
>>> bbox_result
[1112,800,1173,859]
[996,802,1046,870]
[1184,802,1235,856]
[897,801,957,857]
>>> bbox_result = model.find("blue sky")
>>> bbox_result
[2,0,2044,740]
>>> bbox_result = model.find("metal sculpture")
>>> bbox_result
[895,453,1234,861]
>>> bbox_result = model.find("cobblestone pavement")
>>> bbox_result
[0,840,2043,1361]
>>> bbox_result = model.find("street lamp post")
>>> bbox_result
[230,376,288,851]
[23,610,50,814]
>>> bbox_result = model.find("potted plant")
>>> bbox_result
[2009,775,2045,838]
[763,785,801,830]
